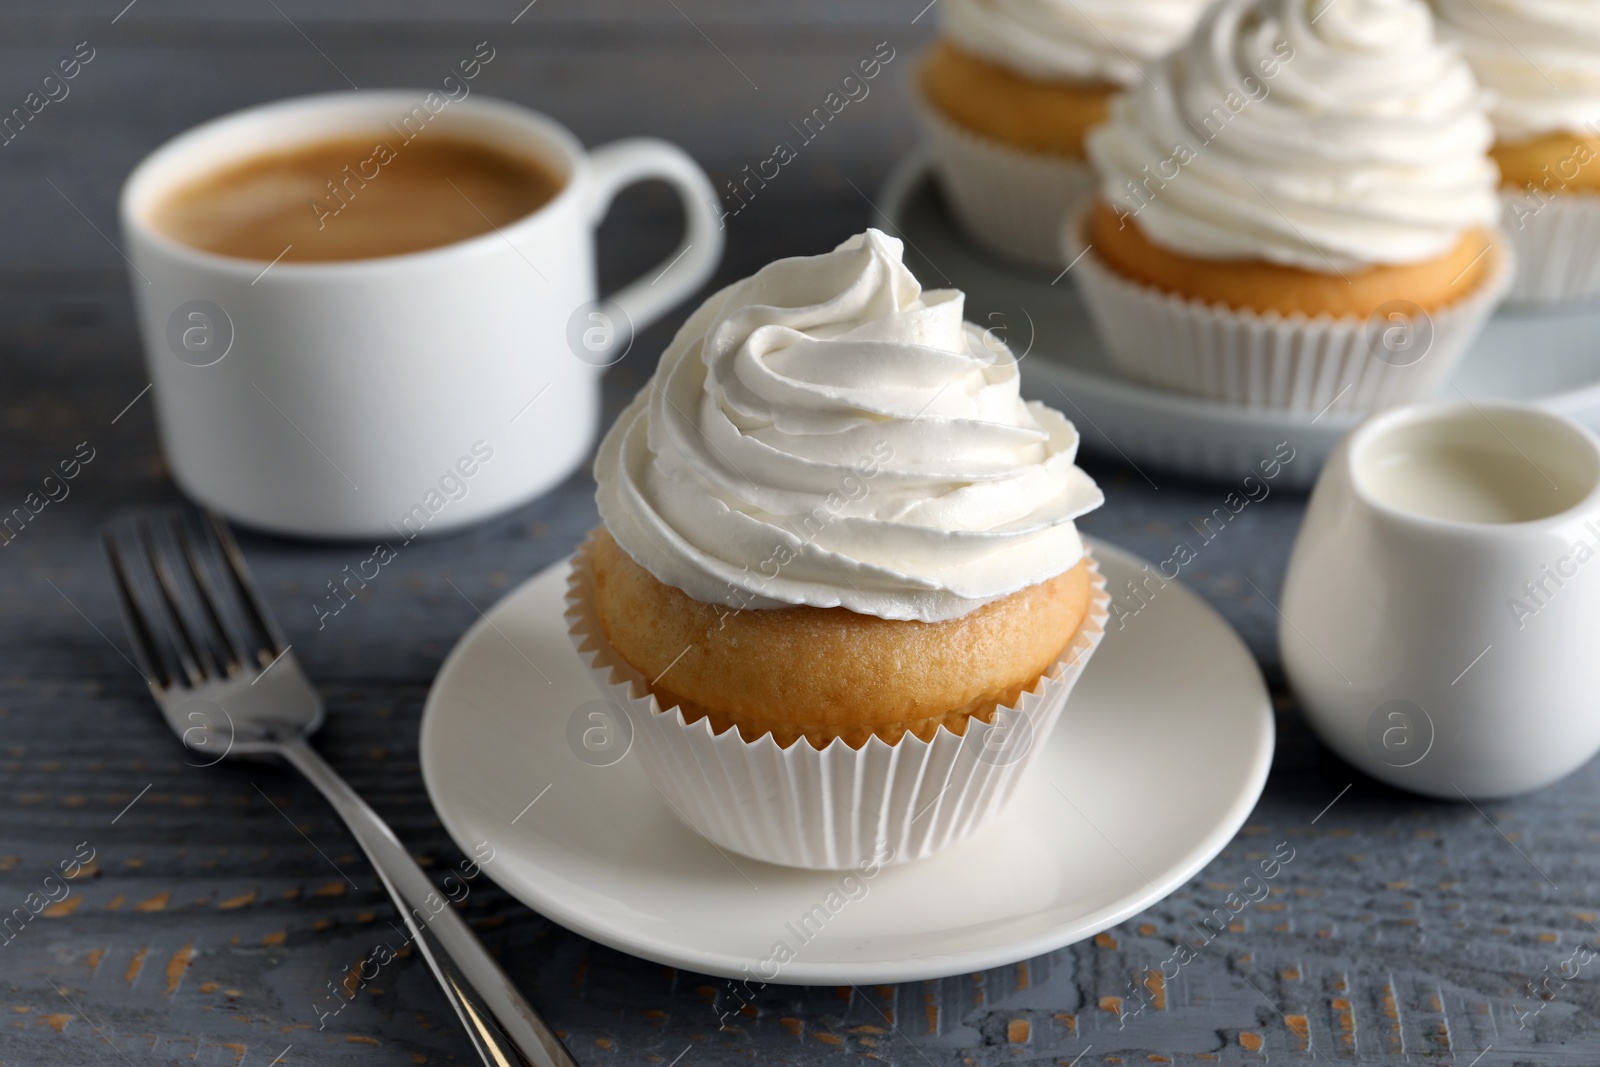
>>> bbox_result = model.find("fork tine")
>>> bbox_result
[203,511,287,666]
[140,516,221,684]
[168,512,247,677]
[103,527,165,688]
[177,511,278,669]
[103,508,286,687]
[105,518,202,689]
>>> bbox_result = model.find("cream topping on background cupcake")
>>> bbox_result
[940,0,1210,85]
[1434,0,1600,142]
[594,229,1103,623]
[1086,0,1500,270]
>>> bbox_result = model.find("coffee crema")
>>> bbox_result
[151,132,563,263]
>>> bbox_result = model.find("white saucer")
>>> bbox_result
[875,152,1600,489]
[419,540,1273,984]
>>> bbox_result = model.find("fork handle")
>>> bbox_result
[278,737,577,1067]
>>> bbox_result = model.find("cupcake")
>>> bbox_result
[1077,0,1512,415]
[1434,0,1600,304]
[568,229,1108,869]
[917,0,1209,267]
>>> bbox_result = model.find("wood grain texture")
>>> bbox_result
[2,3,1598,1066]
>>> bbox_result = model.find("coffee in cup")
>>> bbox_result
[151,132,564,262]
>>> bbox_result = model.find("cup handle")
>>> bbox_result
[585,138,722,341]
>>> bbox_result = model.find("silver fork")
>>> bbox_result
[104,508,577,1067]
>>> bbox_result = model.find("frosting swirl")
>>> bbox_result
[594,229,1103,623]
[1087,0,1500,270]
[940,0,1209,86]
[1434,0,1600,142]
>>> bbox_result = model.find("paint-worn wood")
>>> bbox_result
[2,3,1598,1065]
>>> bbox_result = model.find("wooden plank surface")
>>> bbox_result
[3,3,1599,1065]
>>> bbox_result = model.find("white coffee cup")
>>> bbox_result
[120,90,722,539]
[1280,399,1600,798]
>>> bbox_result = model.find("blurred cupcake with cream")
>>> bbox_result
[916,0,1208,267]
[1076,0,1511,414]
[1434,0,1600,304]
[567,229,1108,869]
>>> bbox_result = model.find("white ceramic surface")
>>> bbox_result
[1280,400,1600,799]
[874,152,1600,489]
[419,540,1274,984]
[121,91,722,539]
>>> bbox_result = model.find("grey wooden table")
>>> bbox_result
[2,3,1596,1065]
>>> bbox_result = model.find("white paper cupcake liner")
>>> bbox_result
[565,535,1109,870]
[1069,222,1514,416]
[1500,190,1600,306]
[915,97,1098,270]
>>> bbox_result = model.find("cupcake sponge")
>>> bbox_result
[1087,201,1501,317]
[588,529,1093,748]
[919,39,1114,158]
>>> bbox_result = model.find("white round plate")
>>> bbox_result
[875,152,1600,489]
[419,539,1274,985]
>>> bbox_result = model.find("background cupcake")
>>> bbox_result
[917,0,1208,268]
[1077,0,1511,415]
[571,229,1108,869]
[1434,0,1600,304]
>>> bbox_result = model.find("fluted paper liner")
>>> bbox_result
[565,533,1109,870]
[915,97,1098,270]
[1069,222,1514,416]
[1500,191,1600,306]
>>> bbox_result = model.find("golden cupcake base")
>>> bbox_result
[585,527,1092,749]
[566,530,1110,870]
[913,39,1110,268]
[1071,202,1515,414]
[1086,202,1500,318]
[918,39,1113,159]
[1492,131,1600,305]
[1493,130,1600,194]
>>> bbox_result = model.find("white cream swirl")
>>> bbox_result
[1434,0,1600,142]
[1087,0,1500,270]
[594,229,1103,623]
[941,0,1209,85]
